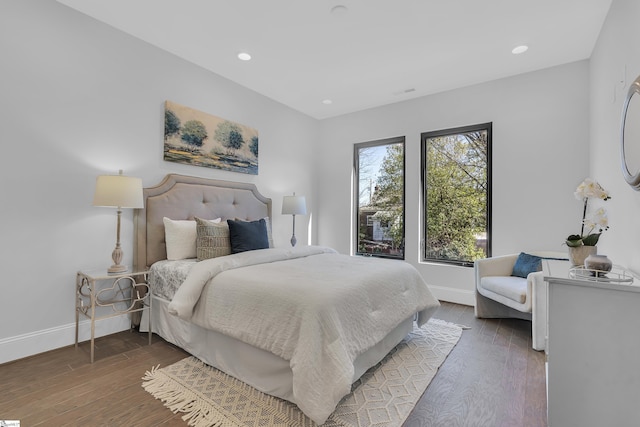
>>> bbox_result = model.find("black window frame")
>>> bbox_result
[421,123,492,267]
[353,136,406,260]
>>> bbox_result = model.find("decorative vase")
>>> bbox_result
[568,245,597,266]
[584,254,613,276]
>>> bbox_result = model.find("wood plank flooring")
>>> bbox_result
[0,302,546,426]
[404,302,547,427]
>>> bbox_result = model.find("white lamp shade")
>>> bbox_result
[93,174,144,208]
[282,195,307,215]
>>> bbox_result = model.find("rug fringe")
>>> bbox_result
[142,365,240,427]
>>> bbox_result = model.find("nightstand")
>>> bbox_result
[75,268,151,363]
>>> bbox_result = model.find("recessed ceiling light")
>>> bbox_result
[237,52,252,61]
[322,99,333,105]
[511,45,529,55]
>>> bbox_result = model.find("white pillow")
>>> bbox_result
[264,216,274,248]
[163,217,221,260]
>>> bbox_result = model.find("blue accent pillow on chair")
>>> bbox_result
[511,252,542,278]
[227,218,270,253]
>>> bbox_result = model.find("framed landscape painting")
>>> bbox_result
[163,100,259,175]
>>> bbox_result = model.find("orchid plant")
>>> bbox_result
[566,178,611,247]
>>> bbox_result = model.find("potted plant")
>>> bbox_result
[566,178,610,266]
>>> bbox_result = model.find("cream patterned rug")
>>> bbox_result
[142,318,463,427]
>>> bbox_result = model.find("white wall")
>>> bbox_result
[1,0,614,364]
[317,62,590,304]
[589,0,640,273]
[0,0,319,362]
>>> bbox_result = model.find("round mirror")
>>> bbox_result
[621,75,640,190]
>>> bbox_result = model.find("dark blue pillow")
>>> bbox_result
[227,219,269,254]
[511,252,542,278]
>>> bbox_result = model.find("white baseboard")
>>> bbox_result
[0,314,131,365]
[429,285,476,307]
[1,288,475,365]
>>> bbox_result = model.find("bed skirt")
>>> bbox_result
[140,294,415,404]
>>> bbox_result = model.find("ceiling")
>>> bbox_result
[57,0,612,120]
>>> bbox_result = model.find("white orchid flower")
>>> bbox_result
[591,208,609,228]
[569,178,611,246]
[574,178,610,200]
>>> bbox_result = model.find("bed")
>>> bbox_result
[134,174,440,424]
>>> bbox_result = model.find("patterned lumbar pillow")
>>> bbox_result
[195,217,231,261]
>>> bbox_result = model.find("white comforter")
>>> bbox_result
[168,246,440,424]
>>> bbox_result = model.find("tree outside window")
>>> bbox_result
[421,123,492,266]
[354,137,405,259]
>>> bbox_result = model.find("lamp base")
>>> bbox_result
[109,235,126,274]
[108,264,128,274]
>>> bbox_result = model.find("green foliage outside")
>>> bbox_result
[214,121,245,153]
[357,130,487,264]
[181,120,208,147]
[425,131,488,263]
[370,144,404,252]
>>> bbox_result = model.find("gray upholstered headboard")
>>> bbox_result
[134,174,272,270]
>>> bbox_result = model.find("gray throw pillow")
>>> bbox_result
[195,217,231,261]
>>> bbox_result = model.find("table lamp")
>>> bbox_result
[282,193,307,247]
[93,170,144,273]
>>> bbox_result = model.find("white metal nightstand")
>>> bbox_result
[75,268,151,363]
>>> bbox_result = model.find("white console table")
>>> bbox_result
[545,272,640,427]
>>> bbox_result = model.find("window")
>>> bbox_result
[421,123,491,266]
[354,137,405,259]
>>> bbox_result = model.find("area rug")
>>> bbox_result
[142,318,463,427]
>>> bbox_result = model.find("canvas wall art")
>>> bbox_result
[163,100,259,175]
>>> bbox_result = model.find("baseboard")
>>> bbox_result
[429,285,475,306]
[1,288,474,365]
[0,314,131,365]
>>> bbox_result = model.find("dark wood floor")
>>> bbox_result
[404,302,547,427]
[0,302,546,426]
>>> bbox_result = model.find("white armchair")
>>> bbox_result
[475,251,569,351]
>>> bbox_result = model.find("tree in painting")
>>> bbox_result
[250,135,259,157]
[181,120,208,147]
[164,109,181,142]
[214,121,245,154]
